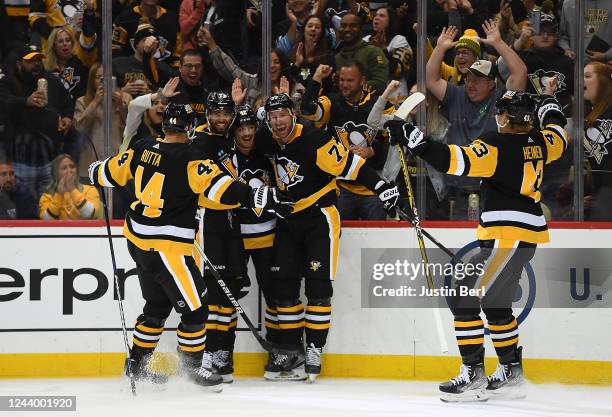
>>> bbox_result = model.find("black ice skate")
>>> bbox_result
[487,347,525,399]
[179,350,223,392]
[305,343,322,383]
[439,363,488,402]
[125,354,169,386]
[263,350,306,381]
[212,350,234,383]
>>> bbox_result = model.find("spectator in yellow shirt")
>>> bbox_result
[428,28,481,86]
[39,154,101,220]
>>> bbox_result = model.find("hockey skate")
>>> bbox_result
[125,351,168,386]
[178,350,223,392]
[305,343,322,383]
[263,350,306,381]
[212,350,234,383]
[439,363,488,402]
[486,347,526,400]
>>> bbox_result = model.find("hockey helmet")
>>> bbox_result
[206,91,235,113]
[162,103,195,134]
[233,104,258,128]
[264,94,296,136]
[495,91,536,125]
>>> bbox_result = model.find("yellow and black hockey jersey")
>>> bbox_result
[90,137,249,255]
[420,123,568,243]
[255,122,383,214]
[302,86,394,196]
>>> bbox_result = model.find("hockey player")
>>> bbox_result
[256,94,401,382]
[230,105,283,379]
[385,91,568,401]
[88,103,293,391]
[190,91,248,383]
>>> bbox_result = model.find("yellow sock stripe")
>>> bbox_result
[265,320,280,329]
[277,304,304,313]
[133,339,158,349]
[492,337,519,348]
[453,320,484,328]
[135,324,163,334]
[456,337,485,346]
[306,305,332,313]
[265,307,278,314]
[176,328,206,338]
[488,320,518,332]
[278,321,305,329]
[205,323,217,330]
[217,306,236,314]
[178,344,206,352]
[305,322,331,330]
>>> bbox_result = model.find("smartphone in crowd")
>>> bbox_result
[529,10,541,36]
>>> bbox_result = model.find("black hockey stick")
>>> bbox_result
[395,207,462,264]
[86,139,137,395]
[193,240,300,353]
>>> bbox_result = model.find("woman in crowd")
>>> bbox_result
[74,62,130,177]
[39,154,100,220]
[289,15,336,92]
[582,62,612,220]
[364,6,413,104]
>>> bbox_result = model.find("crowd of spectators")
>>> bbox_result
[0,0,610,221]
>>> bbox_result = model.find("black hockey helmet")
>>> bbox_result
[495,90,536,125]
[233,104,258,128]
[162,103,195,133]
[206,91,235,113]
[264,94,294,113]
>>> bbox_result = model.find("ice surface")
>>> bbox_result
[0,377,610,417]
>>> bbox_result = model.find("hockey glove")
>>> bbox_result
[250,185,295,219]
[384,120,427,157]
[536,96,566,128]
[375,180,400,218]
[87,160,103,185]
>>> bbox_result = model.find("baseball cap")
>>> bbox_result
[19,44,45,61]
[467,60,497,80]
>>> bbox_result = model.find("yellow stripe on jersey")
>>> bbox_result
[159,252,201,311]
[476,225,549,244]
[293,181,337,213]
[463,140,498,177]
[321,206,341,280]
[302,96,332,128]
[243,233,275,250]
[316,138,364,177]
[477,244,514,290]
[338,181,375,196]
[103,149,135,186]
[541,124,568,164]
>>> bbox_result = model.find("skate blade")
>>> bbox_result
[440,389,488,403]
[264,368,307,381]
[486,386,526,401]
[201,383,223,393]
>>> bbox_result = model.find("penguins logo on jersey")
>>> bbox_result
[583,118,612,165]
[334,121,377,148]
[218,152,238,179]
[58,67,80,94]
[528,69,566,97]
[240,168,271,216]
[60,0,84,27]
[274,157,303,191]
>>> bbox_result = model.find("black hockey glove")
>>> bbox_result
[536,96,566,127]
[375,180,400,218]
[249,185,295,219]
[384,120,427,157]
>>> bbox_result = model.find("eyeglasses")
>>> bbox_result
[181,64,202,70]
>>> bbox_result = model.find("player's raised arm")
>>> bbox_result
[88,148,135,188]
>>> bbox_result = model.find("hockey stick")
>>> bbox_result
[391,93,449,354]
[86,138,137,395]
[193,240,300,353]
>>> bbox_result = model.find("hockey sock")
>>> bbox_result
[305,303,331,348]
[177,323,206,354]
[264,306,280,343]
[216,306,238,350]
[132,316,164,358]
[488,317,519,363]
[276,302,305,345]
[454,317,485,364]
[205,305,220,352]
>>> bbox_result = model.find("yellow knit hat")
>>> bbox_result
[455,29,481,58]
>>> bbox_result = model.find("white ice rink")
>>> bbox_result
[1,377,611,417]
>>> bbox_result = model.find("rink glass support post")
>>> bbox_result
[261,0,272,98]
[101,0,114,215]
[572,0,585,221]
[415,0,428,217]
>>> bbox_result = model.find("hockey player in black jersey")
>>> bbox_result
[89,103,293,391]
[190,91,248,383]
[386,92,568,402]
[257,94,401,382]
